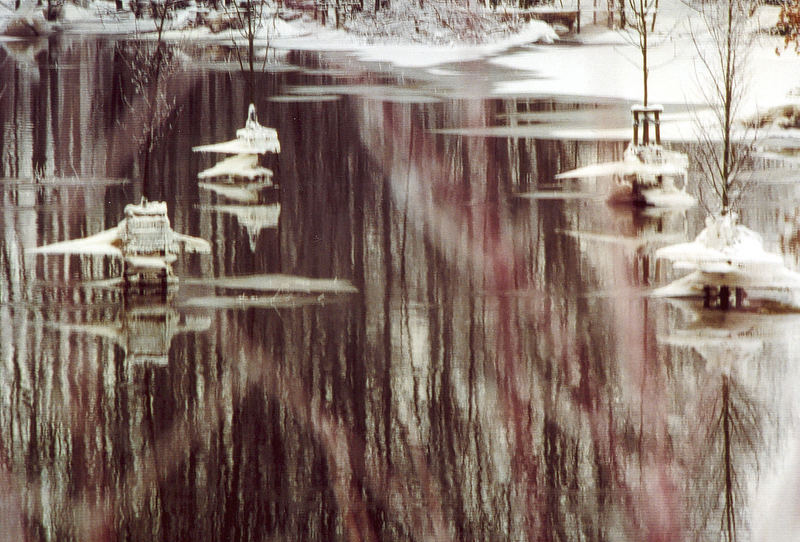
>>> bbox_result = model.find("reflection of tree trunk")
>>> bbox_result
[721,376,737,542]
[49,40,63,175]
[10,69,22,177]
[33,46,50,177]
[142,43,165,199]
[381,172,394,469]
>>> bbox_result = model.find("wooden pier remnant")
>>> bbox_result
[631,104,662,146]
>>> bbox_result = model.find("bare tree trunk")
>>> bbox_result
[720,0,734,212]
[689,0,754,214]
[640,0,648,106]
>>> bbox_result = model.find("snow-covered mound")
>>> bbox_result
[654,213,800,297]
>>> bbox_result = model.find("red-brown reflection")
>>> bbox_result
[354,95,688,541]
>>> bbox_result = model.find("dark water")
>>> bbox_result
[3,34,800,542]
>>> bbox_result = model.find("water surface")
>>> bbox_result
[2,34,800,542]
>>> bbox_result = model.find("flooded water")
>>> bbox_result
[3,34,800,542]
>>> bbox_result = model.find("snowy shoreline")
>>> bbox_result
[3,0,800,144]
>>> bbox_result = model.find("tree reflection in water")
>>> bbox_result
[688,371,765,541]
[1,36,799,542]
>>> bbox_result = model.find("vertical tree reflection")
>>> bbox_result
[688,373,764,542]
[0,40,792,542]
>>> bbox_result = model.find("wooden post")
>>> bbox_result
[703,285,712,308]
[654,109,661,145]
[577,0,581,33]
[642,116,649,145]
[719,285,731,310]
[632,110,639,145]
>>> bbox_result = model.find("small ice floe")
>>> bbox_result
[28,199,210,287]
[268,94,342,103]
[182,273,358,310]
[192,104,280,156]
[186,274,358,293]
[183,293,350,310]
[556,106,695,208]
[653,212,800,308]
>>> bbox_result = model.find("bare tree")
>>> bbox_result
[226,0,278,100]
[624,0,659,106]
[117,0,185,197]
[688,0,756,214]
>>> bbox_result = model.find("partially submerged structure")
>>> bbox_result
[28,199,211,287]
[193,103,280,184]
[557,106,694,208]
[194,104,281,246]
[654,212,800,308]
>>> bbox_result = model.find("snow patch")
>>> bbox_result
[350,20,556,68]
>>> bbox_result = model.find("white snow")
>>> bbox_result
[193,132,280,155]
[637,187,695,208]
[654,213,800,297]
[556,156,686,180]
[488,5,800,141]
[347,20,557,67]
[26,228,122,256]
[185,273,358,293]
[197,154,274,181]
[556,142,693,207]
[5,0,800,131]
[193,104,280,155]
[199,182,266,202]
